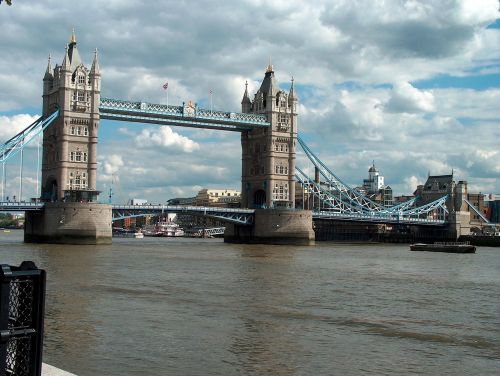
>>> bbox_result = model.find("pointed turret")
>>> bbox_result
[288,76,298,113]
[90,48,100,76]
[67,29,82,72]
[258,61,279,100]
[43,54,53,80]
[241,80,251,112]
[61,46,71,72]
[289,76,297,99]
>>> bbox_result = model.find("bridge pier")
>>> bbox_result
[224,209,315,245]
[448,211,471,239]
[24,202,112,245]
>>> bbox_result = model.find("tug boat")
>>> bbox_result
[410,242,476,253]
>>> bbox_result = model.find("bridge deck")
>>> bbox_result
[99,98,270,132]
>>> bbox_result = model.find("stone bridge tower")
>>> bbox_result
[240,64,297,209]
[41,31,100,202]
[25,32,111,245]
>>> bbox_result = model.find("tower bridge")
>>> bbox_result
[0,31,479,244]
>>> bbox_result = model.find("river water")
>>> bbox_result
[0,230,499,375]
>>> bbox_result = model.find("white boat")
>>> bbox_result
[143,221,184,237]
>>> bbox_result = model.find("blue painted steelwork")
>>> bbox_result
[111,204,254,225]
[296,138,450,223]
[0,110,59,163]
[463,198,498,227]
[313,211,447,225]
[297,137,386,213]
[99,98,270,132]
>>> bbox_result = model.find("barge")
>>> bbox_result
[410,242,476,253]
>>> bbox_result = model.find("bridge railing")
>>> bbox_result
[100,98,270,126]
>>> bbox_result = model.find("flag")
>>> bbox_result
[210,89,213,95]
[163,82,168,90]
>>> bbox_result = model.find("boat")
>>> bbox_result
[410,242,476,253]
[113,227,144,239]
[143,221,184,237]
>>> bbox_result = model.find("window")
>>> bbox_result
[72,92,77,101]
[78,75,85,84]
[77,92,84,102]
[84,127,88,136]
[75,175,81,186]
[83,152,87,162]
[75,151,82,162]
[70,152,75,162]
[76,127,81,136]
[70,126,75,135]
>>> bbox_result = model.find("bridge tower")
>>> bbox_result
[25,31,111,244]
[225,64,314,245]
[41,30,100,202]
[240,64,297,209]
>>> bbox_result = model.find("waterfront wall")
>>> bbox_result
[225,209,315,245]
[313,219,455,243]
[24,202,112,244]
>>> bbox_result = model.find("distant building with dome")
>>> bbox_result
[359,162,393,207]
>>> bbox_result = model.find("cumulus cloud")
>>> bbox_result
[385,82,435,113]
[102,154,124,175]
[0,114,40,141]
[135,126,199,152]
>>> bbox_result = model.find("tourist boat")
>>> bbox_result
[143,221,185,237]
[410,242,476,253]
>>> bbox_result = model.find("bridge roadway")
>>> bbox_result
[99,98,270,132]
[0,202,255,225]
[0,202,449,226]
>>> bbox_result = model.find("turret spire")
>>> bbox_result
[289,76,296,99]
[70,28,77,45]
[266,56,273,73]
[90,48,100,75]
[44,54,53,80]
[62,45,71,71]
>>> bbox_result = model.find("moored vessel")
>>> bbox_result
[410,242,476,253]
[143,221,185,237]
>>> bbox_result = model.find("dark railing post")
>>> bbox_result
[0,262,46,376]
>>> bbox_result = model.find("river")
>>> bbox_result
[1,230,499,375]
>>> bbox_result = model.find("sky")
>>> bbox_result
[0,0,499,204]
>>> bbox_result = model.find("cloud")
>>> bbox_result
[134,126,200,152]
[102,154,124,175]
[385,82,435,113]
[0,114,40,141]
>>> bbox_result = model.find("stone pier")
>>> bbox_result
[224,209,315,245]
[24,202,112,245]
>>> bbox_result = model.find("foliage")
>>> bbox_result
[0,213,22,228]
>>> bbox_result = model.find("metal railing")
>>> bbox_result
[0,262,46,376]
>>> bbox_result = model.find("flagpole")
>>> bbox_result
[167,87,169,107]
[210,90,213,113]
